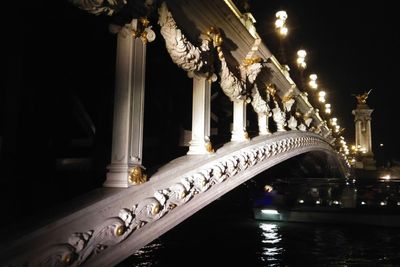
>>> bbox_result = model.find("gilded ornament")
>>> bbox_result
[115,225,126,237]
[266,83,277,96]
[62,254,72,265]
[205,142,214,153]
[129,166,147,185]
[242,57,261,67]
[206,27,223,47]
[282,93,293,103]
[151,203,160,215]
[353,89,372,104]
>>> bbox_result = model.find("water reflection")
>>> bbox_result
[129,242,163,267]
[259,223,283,266]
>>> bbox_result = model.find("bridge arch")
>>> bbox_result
[0,131,348,267]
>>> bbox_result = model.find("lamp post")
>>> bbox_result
[275,10,288,64]
[308,74,318,90]
[296,49,307,89]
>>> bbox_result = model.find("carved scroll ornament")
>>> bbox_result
[32,135,327,266]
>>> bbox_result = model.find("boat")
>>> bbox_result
[252,177,400,227]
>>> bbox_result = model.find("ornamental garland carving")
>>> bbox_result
[71,0,154,16]
[248,62,270,115]
[70,0,128,15]
[158,3,213,78]
[158,3,268,102]
[34,135,328,266]
[219,59,247,101]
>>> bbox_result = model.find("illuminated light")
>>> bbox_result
[333,200,340,205]
[276,10,288,20]
[280,26,288,36]
[361,201,366,205]
[309,74,317,80]
[264,185,273,192]
[275,19,284,28]
[380,201,387,206]
[380,143,384,147]
[297,49,307,58]
[397,202,400,206]
[324,103,331,114]
[381,174,391,180]
[296,49,307,69]
[261,209,279,215]
[318,91,326,97]
[315,200,321,204]
[275,11,288,37]
[298,199,304,204]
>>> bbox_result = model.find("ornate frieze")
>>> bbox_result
[29,135,328,266]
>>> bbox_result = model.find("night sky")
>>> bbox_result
[250,1,400,161]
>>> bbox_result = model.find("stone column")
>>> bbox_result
[352,105,376,170]
[231,100,249,141]
[366,119,373,155]
[257,113,270,135]
[187,76,213,154]
[104,21,147,187]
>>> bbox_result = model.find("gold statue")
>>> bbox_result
[353,89,372,104]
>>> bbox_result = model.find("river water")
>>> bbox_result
[117,182,400,267]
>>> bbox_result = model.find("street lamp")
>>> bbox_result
[275,10,288,64]
[275,10,288,36]
[318,90,326,103]
[308,74,318,90]
[296,49,307,89]
[324,103,331,114]
[296,49,307,69]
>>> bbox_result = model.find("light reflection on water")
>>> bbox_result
[129,243,163,267]
[119,220,400,267]
[259,223,283,266]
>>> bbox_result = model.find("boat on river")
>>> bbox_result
[253,177,400,227]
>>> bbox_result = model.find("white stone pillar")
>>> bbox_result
[187,76,213,154]
[231,100,249,141]
[366,119,373,155]
[257,113,270,135]
[104,22,147,187]
[355,120,361,147]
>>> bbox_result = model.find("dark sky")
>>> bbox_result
[250,1,400,160]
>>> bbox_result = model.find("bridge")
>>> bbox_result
[0,1,350,266]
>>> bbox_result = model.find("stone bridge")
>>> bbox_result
[0,0,350,266]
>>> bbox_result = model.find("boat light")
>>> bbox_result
[261,209,279,215]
